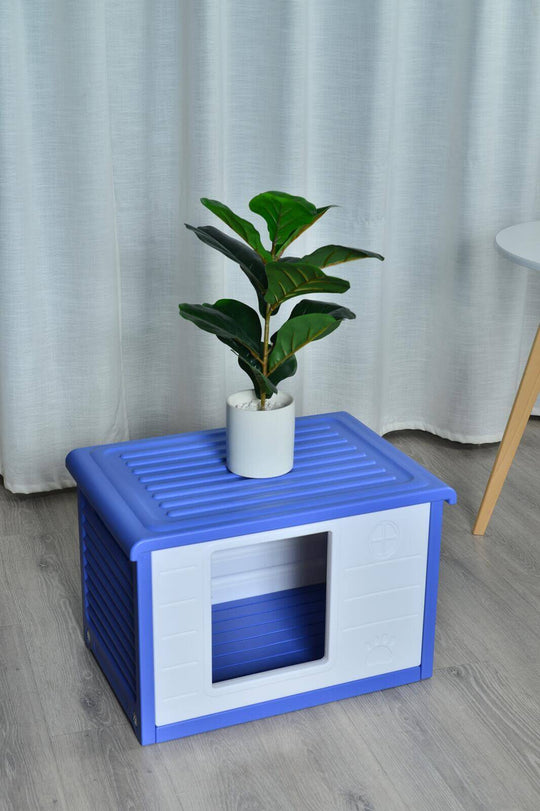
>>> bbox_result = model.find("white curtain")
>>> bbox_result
[1,0,539,493]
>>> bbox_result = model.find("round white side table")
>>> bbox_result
[473,221,540,535]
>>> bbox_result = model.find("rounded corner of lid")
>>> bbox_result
[65,446,87,475]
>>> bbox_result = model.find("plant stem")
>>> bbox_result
[260,304,272,410]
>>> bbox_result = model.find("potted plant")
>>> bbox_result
[179,191,383,478]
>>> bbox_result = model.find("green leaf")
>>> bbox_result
[301,244,384,268]
[213,299,262,344]
[268,313,340,374]
[200,198,271,260]
[264,261,349,310]
[289,299,356,321]
[249,191,334,256]
[268,354,297,387]
[285,206,334,254]
[179,301,275,397]
[186,225,268,316]
[238,356,277,400]
[178,303,262,362]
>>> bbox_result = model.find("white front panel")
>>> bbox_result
[152,503,430,727]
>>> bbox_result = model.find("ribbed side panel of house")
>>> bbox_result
[79,493,137,715]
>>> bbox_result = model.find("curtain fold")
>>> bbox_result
[1,0,539,493]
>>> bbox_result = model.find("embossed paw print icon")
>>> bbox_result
[365,634,395,665]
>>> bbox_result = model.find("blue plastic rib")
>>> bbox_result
[212,584,327,682]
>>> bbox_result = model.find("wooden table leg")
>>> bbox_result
[473,324,540,536]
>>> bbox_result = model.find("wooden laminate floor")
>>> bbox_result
[1,421,539,810]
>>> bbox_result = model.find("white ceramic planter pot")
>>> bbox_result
[226,389,295,478]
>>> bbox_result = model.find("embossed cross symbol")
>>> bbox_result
[369,521,399,560]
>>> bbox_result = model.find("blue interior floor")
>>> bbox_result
[212,583,327,683]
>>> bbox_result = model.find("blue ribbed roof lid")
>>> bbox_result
[66,412,456,560]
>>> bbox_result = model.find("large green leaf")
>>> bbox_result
[289,299,356,321]
[264,261,349,310]
[200,198,271,260]
[249,191,333,257]
[238,356,277,400]
[284,206,334,254]
[186,224,268,315]
[268,313,340,374]
[178,303,262,362]
[213,299,262,343]
[268,354,298,386]
[301,244,384,268]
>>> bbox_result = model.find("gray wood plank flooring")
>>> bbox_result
[0,420,539,810]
